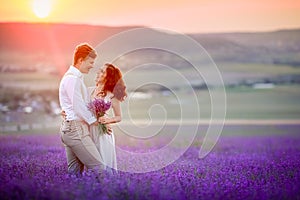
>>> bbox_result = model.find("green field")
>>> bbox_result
[121,85,300,120]
[1,63,300,128]
[218,63,300,74]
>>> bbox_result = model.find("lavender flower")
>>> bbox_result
[87,98,111,133]
[1,125,300,199]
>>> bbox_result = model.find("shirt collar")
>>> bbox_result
[68,65,83,79]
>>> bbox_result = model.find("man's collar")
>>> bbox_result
[69,65,83,78]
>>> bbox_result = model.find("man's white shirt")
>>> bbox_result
[59,66,96,125]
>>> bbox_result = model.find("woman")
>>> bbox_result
[88,63,127,173]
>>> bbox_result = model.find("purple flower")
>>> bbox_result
[87,98,111,133]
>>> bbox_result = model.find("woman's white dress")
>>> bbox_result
[88,87,117,171]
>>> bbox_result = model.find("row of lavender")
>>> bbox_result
[0,126,299,200]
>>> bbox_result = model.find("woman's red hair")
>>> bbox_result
[100,63,127,101]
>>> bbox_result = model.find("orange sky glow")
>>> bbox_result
[1,0,300,33]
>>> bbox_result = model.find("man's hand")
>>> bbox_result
[61,110,67,120]
[91,121,99,126]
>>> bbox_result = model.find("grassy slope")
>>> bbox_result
[1,64,300,124]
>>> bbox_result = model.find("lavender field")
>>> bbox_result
[0,124,300,200]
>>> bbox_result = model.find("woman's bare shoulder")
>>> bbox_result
[106,91,114,99]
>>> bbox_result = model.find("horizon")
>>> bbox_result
[1,0,300,34]
[1,21,300,35]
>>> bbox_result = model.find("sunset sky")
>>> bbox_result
[1,0,299,33]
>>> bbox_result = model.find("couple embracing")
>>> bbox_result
[59,43,126,176]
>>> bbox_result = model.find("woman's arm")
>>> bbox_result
[99,97,121,124]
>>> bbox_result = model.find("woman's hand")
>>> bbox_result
[106,124,112,135]
[98,116,110,124]
[98,116,112,135]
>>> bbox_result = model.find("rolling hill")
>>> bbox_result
[0,22,300,75]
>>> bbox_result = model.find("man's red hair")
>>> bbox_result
[73,43,97,65]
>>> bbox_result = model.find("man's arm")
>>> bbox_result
[67,77,97,125]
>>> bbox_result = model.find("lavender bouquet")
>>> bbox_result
[87,98,111,133]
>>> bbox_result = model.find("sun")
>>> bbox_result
[32,0,52,18]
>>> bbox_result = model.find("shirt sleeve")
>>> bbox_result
[67,77,97,125]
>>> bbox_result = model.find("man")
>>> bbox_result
[59,43,104,175]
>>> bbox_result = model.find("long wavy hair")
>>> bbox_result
[97,63,127,101]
